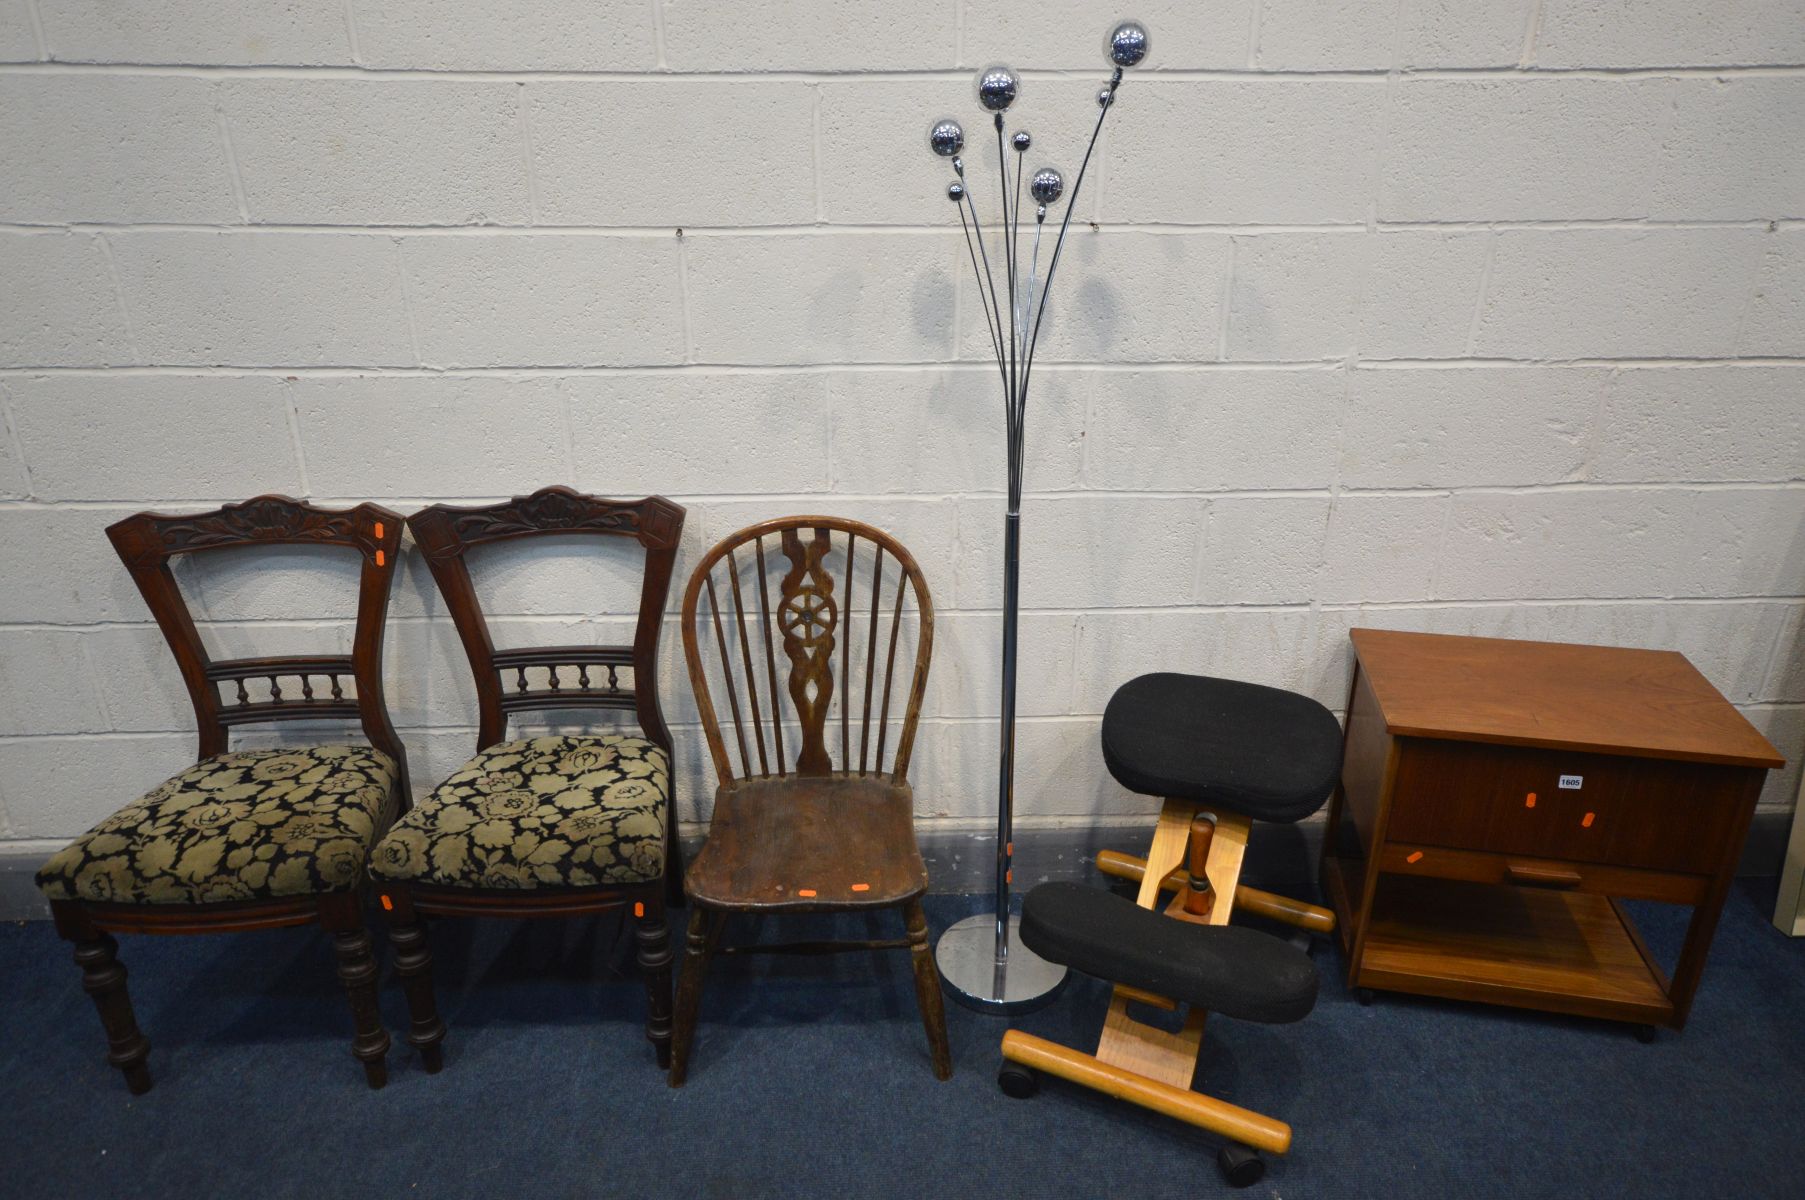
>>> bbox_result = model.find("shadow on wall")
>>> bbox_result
[803,264,954,355]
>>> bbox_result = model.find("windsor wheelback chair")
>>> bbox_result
[368,486,685,1072]
[36,496,411,1092]
[667,515,952,1086]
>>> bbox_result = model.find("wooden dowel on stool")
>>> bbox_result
[1184,814,1216,918]
[1096,847,1177,888]
[1237,885,1336,934]
[1112,983,1179,1012]
[1002,1029,1293,1154]
[1095,849,1335,934]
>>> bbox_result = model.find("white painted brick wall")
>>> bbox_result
[0,76,238,223]
[224,81,532,226]
[353,1,655,72]
[0,1,1801,862]
[0,2,40,63]
[112,232,416,366]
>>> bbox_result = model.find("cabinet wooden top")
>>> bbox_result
[1349,627,1783,769]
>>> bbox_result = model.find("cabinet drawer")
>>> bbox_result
[1378,842,1709,905]
[1386,740,1743,875]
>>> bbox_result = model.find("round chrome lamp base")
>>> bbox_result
[935,913,1069,1014]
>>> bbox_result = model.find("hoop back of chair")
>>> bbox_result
[682,516,934,786]
[105,496,408,783]
[405,485,686,755]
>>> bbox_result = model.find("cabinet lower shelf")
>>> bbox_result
[1335,865,1676,1025]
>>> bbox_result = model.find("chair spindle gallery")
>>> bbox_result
[35,496,411,1092]
[668,516,951,1085]
[368,486,687,1071]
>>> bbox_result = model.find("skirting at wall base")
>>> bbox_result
[1,810,1796,922]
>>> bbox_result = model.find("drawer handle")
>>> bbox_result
[1505,862,1583,889]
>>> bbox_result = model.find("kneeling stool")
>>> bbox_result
[999,673,1343,1187]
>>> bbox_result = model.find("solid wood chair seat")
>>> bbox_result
[668,516,950,1085]
[685,774,929,911]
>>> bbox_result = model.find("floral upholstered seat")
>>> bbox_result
[36,745,398,906]
[369,734,668,890]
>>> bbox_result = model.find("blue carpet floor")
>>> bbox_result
[3,860,1804,1199]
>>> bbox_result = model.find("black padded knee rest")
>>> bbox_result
[1102,673,1343,824]
[1020,882,1318,1024]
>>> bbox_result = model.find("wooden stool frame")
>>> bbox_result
[1001,797,1335,1159]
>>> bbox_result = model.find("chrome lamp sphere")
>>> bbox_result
[1097,86,1114,108]
[1107,20,1150,67]
[947,181,965,202]
[1012,130,1032,153]
[1029,167,1064,205]
[929,118,965,158]
[975,64,1020,112]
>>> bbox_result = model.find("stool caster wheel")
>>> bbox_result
[1635,1024,1658,1044]
[1356,987,1375,1007]
[997,1062,1039,1099]
[1218,1142,1264,1188]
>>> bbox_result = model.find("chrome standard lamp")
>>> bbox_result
[930,19,1151,1013]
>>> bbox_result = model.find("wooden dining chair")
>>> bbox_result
[667,515,952,1086]
[368,486,686,1071]
[35,496,410,1092]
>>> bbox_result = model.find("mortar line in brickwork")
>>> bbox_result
[71,634,120,729]
[1368,0,1405,234]
[516,83,544,224]
[212,90,252,222]
[0,385,35,499]
[4,358,1803,382]
[1464,233,1499,355]
[2,594,1798,638]
[1315,358,1357,647]
[810,83,824,225]
[91,234,141,363]
[1519,0,1546,69]
[3,62,1805,82]
[1356,356,1805,369]
[391,238,425,367]
[1577,366,1621,484]
[675,233,695,363]
[3,219,1796,238]
[1217,237,1235,360]
[650,0,668,70]
[23,0,46,61]
[1,480,1801,512]
[1424,488,1458,601]
[280,378,312,496]
[1733,233,1787,353]
[341,0,362,66]
[12,480,1805,516]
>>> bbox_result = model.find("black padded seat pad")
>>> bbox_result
[1102,672,1343,824]
[1020,882,1318,1024]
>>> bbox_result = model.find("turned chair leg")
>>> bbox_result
[321,896,390,1089]
[73,933,153,1095]
[383,890,447,1074]
[903,898,953,1081]
[635,897,675,1069]
[667,907,718,1088]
